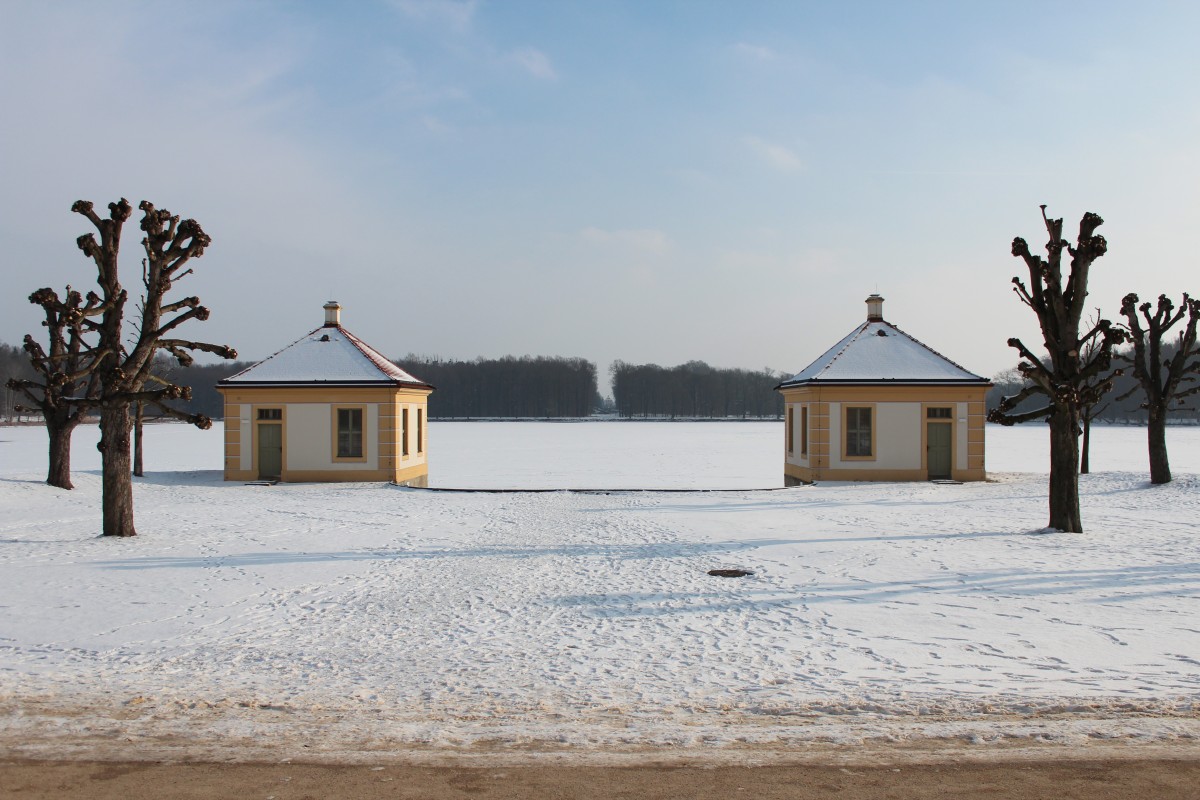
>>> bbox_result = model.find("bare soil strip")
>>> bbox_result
[4,757,1200,800]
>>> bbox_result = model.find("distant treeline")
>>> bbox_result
[611,360,784,419]
[395,355,600,418]
[2,347,784,423]
[1,342,36,419]
[986,342,1200,423]
[19,335,1192,425]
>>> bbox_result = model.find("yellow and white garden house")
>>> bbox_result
[217,302,433,485]
[777,295,990,484]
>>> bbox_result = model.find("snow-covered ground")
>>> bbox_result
[1,421,1198,762]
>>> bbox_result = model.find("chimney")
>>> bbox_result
[323,300,341,327]
[865,293,885,322]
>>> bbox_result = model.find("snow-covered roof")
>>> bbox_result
[219,324,430,388]
[777,318,988,388]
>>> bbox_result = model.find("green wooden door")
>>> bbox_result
[258,423,282,480]
[927,422,952,480]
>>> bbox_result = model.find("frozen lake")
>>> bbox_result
[4,420,1197,489]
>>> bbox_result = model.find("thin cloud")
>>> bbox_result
[732,42,778,61]
[672,167,715,188]
[389,0,477,32]
[421,114,454,134]
[743,136,804,173]
[581,227,672,253]
[508,47,558,81]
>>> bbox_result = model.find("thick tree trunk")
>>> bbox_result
[133,402,144,478]
[1047,411,1083,533]
[46,419,76,490]
[98,404,137,537]
[1147,407,1171,484]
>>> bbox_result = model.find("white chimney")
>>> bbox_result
[323,300,342,327]
[865,293,885,322]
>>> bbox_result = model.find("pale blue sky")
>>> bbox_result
[3,1,1198,392]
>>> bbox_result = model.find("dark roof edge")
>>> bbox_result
[217,380,435,390]
[775,378,993,390]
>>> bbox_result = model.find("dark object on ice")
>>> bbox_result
[708,568,754,578]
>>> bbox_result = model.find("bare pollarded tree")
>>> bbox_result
[6,286,105,489]
[987,207,1126,533]
[72,198,237,537]
[1116,292,1200,484]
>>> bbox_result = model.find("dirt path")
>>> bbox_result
[4,758,1200,799]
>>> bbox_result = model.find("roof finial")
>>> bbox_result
[866,293,885,322]
[323,300,341,327]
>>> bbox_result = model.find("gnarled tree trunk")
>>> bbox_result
[1048,411,1082,532]
[1147,406,1171,485]
[46,417,78,490]
[98,405,136,537]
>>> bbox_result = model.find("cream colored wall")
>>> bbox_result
[286,403,379,471]
[879,402,922,469]
[828,402,921,470]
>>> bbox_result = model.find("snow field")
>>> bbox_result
[0,421,1198,757]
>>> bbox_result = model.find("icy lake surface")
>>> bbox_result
[1,421,1198,758]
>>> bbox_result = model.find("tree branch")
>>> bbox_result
[988,404,1053,425]
[144,400,213,430]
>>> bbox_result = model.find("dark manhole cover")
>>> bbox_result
[708,568,754,578]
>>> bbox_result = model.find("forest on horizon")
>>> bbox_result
[3,340,1197,425]
[1,341,785,421]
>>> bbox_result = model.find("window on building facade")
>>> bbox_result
[417,409,424,454]
[801,406,809,456]
[257,408,282,420]
[336,407,364,459]
[845,407,872,457]
[927,407,952,419]
[402,407,410,457]
[786,407,794,454]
